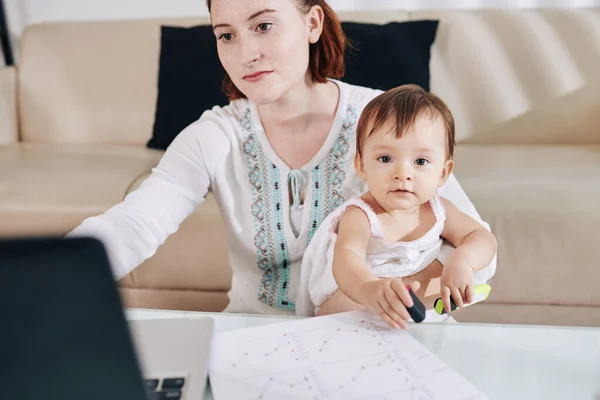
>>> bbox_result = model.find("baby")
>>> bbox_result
[295,85,497,328]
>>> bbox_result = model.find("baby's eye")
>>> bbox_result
[218,33,233,42]
[415,158,429,166]
[377,156,392,164]
[256,23,273,32]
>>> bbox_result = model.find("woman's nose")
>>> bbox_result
[239,37,261,67]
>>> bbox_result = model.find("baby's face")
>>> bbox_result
[356,114,453,212]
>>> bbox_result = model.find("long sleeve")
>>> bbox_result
[67,120,216,279]
[436,173,497,284]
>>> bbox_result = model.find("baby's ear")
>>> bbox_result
[354,153,367,180]
[438,159,454,188]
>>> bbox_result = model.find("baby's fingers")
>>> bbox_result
[441,285,452,313]
[464,283,474,304]
[384,286,410,322]
[377,300,406,330]
[451,287,464,308]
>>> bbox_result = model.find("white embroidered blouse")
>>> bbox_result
[68,80,497,316]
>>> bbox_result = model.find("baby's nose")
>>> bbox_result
[394,164,413,180]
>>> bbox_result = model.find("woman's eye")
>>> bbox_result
[257,23,272,32]
[218,33,233,41]
[377,156,392,164]
[415,158,429,166]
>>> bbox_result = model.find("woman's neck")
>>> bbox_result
[257,76,338,126]
[254,76,341,170]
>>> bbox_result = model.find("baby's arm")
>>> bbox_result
[436,174,496,282]
[332,207,418,329]
[441,197,497,271]
[439,197,498,310]
[332,207,375,302]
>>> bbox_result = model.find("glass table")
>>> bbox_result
[126,308,600,400]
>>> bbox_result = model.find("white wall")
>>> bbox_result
[2,0,600,65]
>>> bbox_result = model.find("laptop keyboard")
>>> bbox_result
[144,377,186,400]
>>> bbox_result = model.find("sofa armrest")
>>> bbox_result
[0,66,18,145]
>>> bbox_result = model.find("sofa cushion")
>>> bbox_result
[148,20,439,150]
[18,18,211,146]
[0,143,163,236]
[453,144,600,308]
[0,142,233,295]
[342,20,439,92]
[119,287,229,312]
[147,25,229,151]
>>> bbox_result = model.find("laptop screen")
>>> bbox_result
[0,237,148,400]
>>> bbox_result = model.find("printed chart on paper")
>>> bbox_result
[208,310,488,400]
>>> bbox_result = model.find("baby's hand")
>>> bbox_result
[357,279,420,329]
[440,259,475,313]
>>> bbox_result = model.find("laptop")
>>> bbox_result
[0,236,214,400]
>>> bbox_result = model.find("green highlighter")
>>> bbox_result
[434,284,492,315]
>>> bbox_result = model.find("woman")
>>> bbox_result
[69,0,496,316]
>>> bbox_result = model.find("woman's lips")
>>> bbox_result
[243,71,272,82]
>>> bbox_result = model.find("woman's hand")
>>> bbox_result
[356,279,420,329]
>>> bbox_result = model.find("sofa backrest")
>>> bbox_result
[17,11,407,146]
[17,9,600,146]
[419,9,600,145]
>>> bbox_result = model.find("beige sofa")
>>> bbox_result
[1,9,599,327]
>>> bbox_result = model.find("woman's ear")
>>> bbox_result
[307,5,325,44]
[354,153,367,180]
[438,159,454,188]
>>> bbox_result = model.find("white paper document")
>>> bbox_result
[208,310,488,400]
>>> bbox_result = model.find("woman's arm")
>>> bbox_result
[67,119,217,279]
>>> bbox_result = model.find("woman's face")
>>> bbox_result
[210,0,322,104]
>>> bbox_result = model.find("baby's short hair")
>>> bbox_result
[356,84,456,159]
